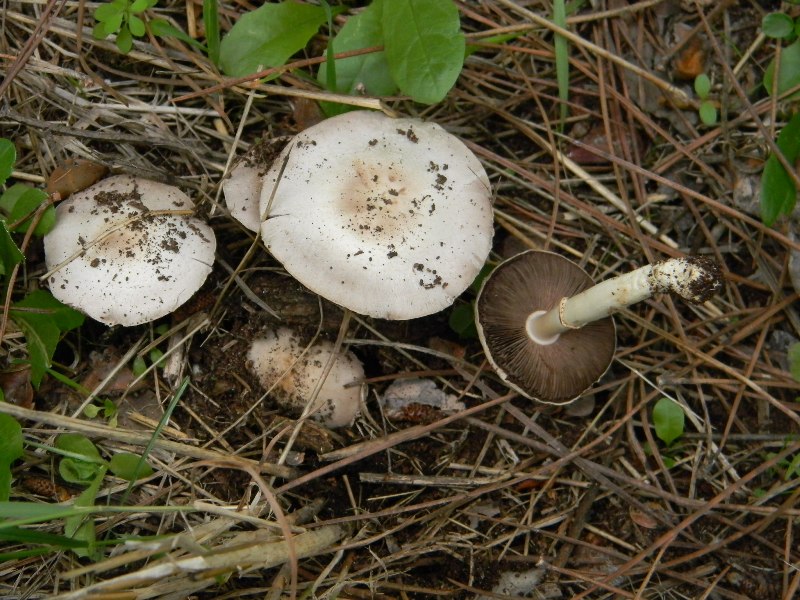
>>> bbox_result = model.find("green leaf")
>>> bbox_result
[0,415,24,502]
[0,220,24,276]
[219,2,330,77]
[0,184,54,236]
[128,15,146,37]
[760,111,800,225]
[129,0,152,12]
[382,0,465,104]
[59,457,101,484]
[764,39,800,96]
[13,289,84,332]
[694,73,711,98]
[116,26,134,53]
[100,12,125,36]
[149,19,207,52]
[448,302,477,339]
[55,434,103,462]
[318,0,398,116]
[203,0,221,65]
[93,21,112,40]
[652,397,684,446]
[132,355,147,377]
[0,138,15,187]
[95,2,125,23]
[109,452,153,481]
[789,343,800,381]
[10,291,84,387]
[762,13,795,39]
[698,101,717,126]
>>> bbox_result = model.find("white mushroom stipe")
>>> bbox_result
[258,111,494,320]
[526,256,722,343]
[43,175,216,327]
[247,329,365,428]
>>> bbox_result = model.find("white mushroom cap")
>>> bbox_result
[43,175,216,326]
[222,160,262,232]
[247,328,364,428]
[259,111,493,320]
[222,138,288,232]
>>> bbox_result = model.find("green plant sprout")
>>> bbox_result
[693,73,717,126]
[0,139,84,387]
[54,433,153,558]
[648,397,686,468]
[93,0,158,54]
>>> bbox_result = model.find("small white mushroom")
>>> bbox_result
[222,137,288,232]
[258,111,494,320]
[247,328,364,428]
[43,175,216,327]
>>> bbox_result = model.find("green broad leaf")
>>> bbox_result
[95,2,125,23]
[694,73,711,99]
[132,355,147,377]
[130,0,152,12]
[100,12,124,36]
[760,111,800,226]
[219,2,331,77]
[93,21,112,40]
[0,184,54,236]
[10,310,59,389]
[83,404,102,418]
[0,415,24,502]
[448,302,477,339]
[762,13,795,39]
[0,138,15,187]
[652,397,685,446]
[116,26,134,53]
[788,343,800,381]
[109,452,153,481]
[318,0,398,116]
[128,15,146,37]
[59,457,101,484]
[55,434,103,463]
[698,101,717,126]
[764,39,800,96]
[149,19,207,52]
[11,289,85,387]
[0,220,24,276]
[382,0,465,104]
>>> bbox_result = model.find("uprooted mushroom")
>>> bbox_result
[475,251,723,404]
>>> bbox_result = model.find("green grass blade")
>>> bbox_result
[553,0,569,124]
[203,0,220,66]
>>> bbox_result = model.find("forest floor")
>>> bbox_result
[1,0,800,598]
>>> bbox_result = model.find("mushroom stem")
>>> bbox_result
[526,256,722,344]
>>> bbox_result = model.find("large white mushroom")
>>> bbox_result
[248,328,365,428]
[257,111,494,320]
[43,175,216,326]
